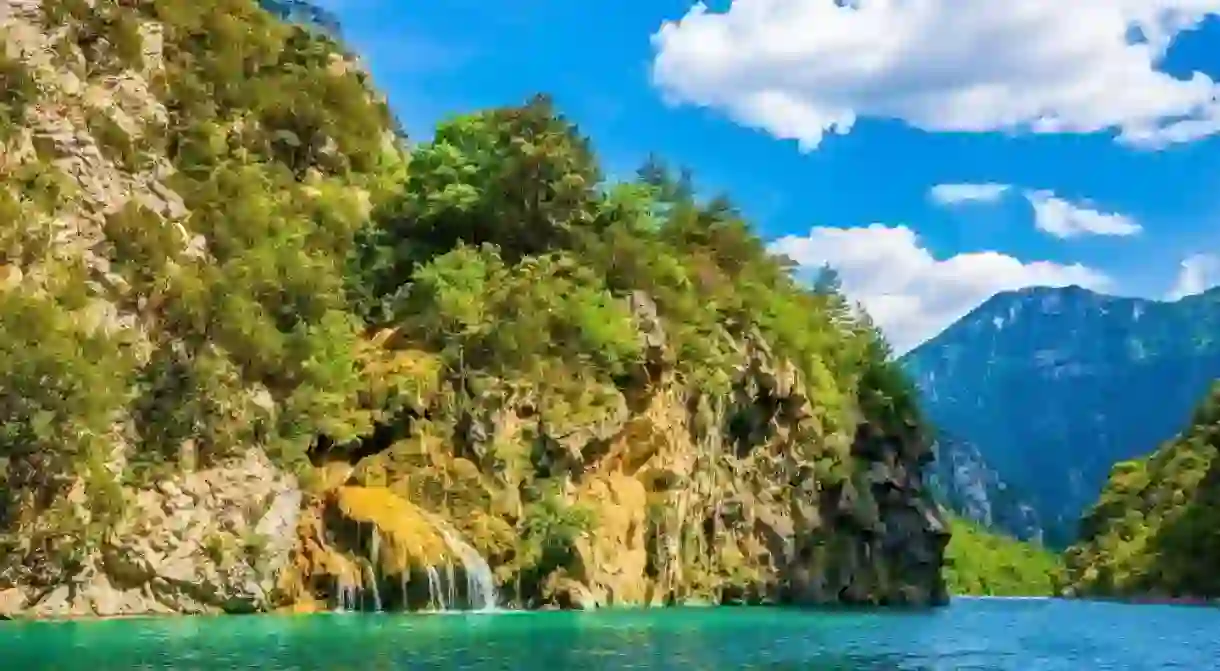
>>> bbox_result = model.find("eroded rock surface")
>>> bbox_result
[1,451,300,618]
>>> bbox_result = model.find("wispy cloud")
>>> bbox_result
[929,182,1012,206]
[1024,190,1142,239]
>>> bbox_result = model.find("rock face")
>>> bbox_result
[1,451,300,618]
[330,312,950,611]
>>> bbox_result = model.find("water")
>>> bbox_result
[368,527,383,612]
[2,599,1218,669]
[426,565,447,610]
[427,514,499,611]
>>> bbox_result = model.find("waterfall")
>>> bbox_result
[364,560,382,612]
[334,574,360,612]
[368,528,383,612]
[445,561,457,609]
[426,565,446,610]
[431,518,499,611]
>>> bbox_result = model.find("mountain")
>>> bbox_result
[0,0,948,618]
[903,285,1220,547]
[258,0,341,35]
[1064,381,1220,598]
[927,434,1044,543]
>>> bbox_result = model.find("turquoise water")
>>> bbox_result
[2,598,1218,669]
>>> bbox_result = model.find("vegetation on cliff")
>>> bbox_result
[943,519,1062,597]
[0,0,948,615]
[1064,381,1220,599]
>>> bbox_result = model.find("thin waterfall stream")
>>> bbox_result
[424,513,500,612]
[368,527,383,612]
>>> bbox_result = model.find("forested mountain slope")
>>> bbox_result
[0,0,949,618]
[1064,382,1220,599]
[944,519,1063,597]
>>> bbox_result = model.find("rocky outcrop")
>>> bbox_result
[0,451,300,618]
[319,297,951,611]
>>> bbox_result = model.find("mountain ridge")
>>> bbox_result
[903,282,1220,547]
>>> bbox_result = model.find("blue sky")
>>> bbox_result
[313,0,1220,351]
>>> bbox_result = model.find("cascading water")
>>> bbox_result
[334,574,360,612]
[368,527,383,612]
[431,518,499,611]
[425,565,447,610]
[364,560,382,612]
[445,562,457,609]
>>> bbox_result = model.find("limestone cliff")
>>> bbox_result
[316,311,949,611]
[0,0,948,618]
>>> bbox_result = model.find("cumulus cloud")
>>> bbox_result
[768,224,1112,352]
[929,182,1011,206]
[1024,190,1143,238]
[651,1,1220,150]
[1166,252,1220,299]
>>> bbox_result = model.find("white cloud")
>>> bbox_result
[768,224,1112,352]
[1024,190,1143,238]
[1166,252,1220,299]
[651,1,1220,151]
[929,182,1011,206]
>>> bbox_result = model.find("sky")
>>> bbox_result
[312,0,1220,352]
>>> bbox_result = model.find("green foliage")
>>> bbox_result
[515,480,597,582]
[397,245,642,377]
[86,109,144,172]
[0,49,38,141]
[0,265,136,536]
[0,269,135,465]
[1064,382,1220,598]
[944,518,1063,596]
[370,95,599,282]
[42,0,146,75]
[116,0,396,470]
[2,0,398,501]
[355,101,916,442]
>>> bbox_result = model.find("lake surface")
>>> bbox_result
[2,597,1218,669]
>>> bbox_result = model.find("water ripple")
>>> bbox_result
[2,599,1219,670]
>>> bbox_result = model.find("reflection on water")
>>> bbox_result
[2,599,1219,670]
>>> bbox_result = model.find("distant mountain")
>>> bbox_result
[927,434,1044,543]
[903,285,1220,548]
[259,0,342,35]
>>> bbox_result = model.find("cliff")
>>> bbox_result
[0,0,948,618]
[903,285,1220,547]
[1063,381,1220,599]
